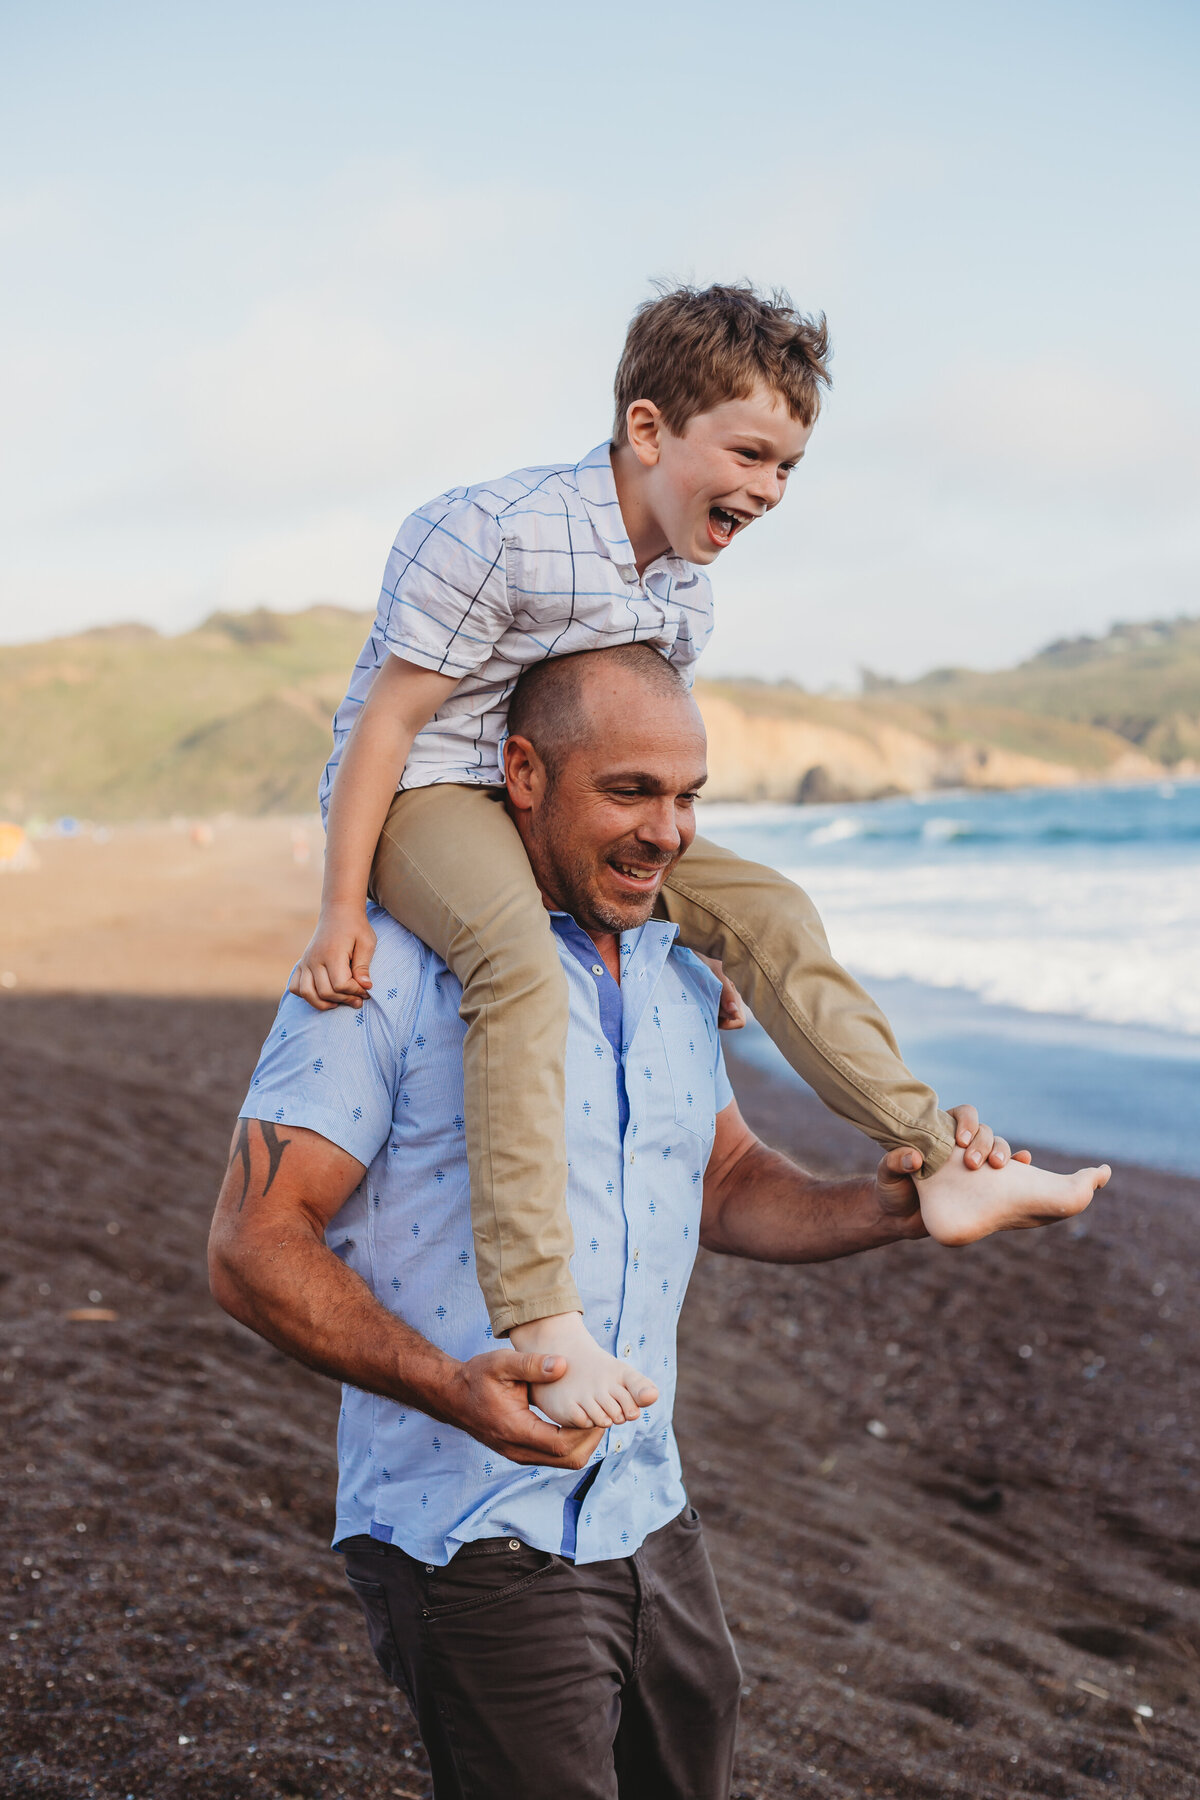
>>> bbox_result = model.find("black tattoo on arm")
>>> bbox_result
[260,1121,291,1197]
[231,1119,252,1208]
[229,1118,293,1211]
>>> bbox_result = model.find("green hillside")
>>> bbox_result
[0,607,373,821]
[0,606,1195,823]
[865,615,1200,765]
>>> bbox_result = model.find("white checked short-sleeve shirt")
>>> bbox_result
[318,442,715,811]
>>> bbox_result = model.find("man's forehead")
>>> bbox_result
[572,687,705,778]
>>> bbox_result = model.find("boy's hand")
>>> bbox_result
[946,1102,1032,1172]
[696,955,746,1031]
[289,907,378,1011]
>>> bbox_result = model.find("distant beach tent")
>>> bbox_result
[0,822,38,871]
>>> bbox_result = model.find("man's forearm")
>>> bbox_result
[701,1138,925,1263]
[210,1211,461,1422]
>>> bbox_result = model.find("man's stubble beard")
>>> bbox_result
[533,788,673,936]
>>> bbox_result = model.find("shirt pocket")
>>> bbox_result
[660,1009,717,1140]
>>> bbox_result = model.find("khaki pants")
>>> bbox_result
[372,785,956,1338]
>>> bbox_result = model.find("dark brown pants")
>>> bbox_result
[342,1507,742,1800]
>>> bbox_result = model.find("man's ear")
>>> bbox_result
[624,399,665,469]
[503,733,546,812]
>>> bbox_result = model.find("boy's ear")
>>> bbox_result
[624,399,665,468]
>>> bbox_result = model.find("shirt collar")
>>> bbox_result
[573,441,692,586]
[549,909,682,1055]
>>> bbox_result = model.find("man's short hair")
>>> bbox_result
[612,282,831,447]
[507,645,688,780]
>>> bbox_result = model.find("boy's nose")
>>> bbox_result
[746,470,783,508]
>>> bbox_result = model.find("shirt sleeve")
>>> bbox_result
[240,918,425,1163]
[374,495,512,680]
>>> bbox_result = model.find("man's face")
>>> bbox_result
[638,383,814,566]
[515,674,708,936]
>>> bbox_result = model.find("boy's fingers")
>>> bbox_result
[964,1123,994,1169]
[949,1103,979,1146]
[291,966,333,1012]
[988,1135,1011,1166]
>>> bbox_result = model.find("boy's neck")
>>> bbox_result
[610,442,671,577]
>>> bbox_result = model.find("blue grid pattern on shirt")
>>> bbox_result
[239,905,731,1567]
[318,442,715,813]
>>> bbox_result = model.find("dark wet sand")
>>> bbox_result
[2,992,1198,1800]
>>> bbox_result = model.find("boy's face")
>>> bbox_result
[627,384,814,567]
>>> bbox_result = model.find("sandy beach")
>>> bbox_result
[2,823,1198,1798]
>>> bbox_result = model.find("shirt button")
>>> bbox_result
[622,1343,632,1358]
[591,964,604,977]
[613,1440,623,1452]
[629,1153,636,1164]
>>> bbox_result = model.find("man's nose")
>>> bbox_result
[635,799,683,855]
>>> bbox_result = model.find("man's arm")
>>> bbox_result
[700,1098,928,1263]
[208,1116,603,1469]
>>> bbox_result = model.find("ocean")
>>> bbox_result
[697,780,1200,1177]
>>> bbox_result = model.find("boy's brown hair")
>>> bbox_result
[612,282,830,446]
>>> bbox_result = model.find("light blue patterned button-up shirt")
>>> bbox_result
[239,903,732,1566]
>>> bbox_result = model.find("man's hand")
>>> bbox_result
[437,1349,605,1470]
[289,906,378,1010]
[874,1147,929,1225]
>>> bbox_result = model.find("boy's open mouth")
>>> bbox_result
[707,504,754,548]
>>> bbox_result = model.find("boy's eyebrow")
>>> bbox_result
[729,432,806,460]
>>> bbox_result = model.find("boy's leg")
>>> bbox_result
[659,833,959,1172]
[371,786,657,1428]
[372,785,580,1333]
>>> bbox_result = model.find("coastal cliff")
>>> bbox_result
[696,681,1163,804]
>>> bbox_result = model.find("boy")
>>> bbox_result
[293,283,1101,1429]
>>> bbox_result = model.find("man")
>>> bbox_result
[208,644,1104,1800]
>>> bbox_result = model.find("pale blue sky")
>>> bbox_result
[2,0,1196,685]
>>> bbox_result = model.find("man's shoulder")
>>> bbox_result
[362,904,443,991]
[664,941,723,1015]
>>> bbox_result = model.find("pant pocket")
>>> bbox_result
[423,1543,559,1621]
[344,1569,412,1700]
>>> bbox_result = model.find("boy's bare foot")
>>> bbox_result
[919,1148,1111,1247]
[509,1311,659,1429]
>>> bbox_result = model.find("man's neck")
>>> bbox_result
[582,924,622,984]
[610,442,671,577]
